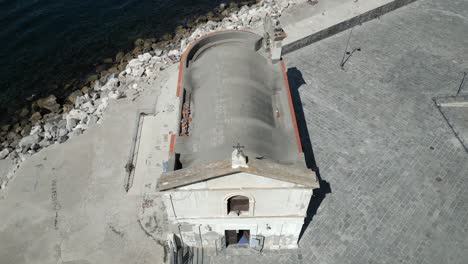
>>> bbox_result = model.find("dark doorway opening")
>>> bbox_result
[225,230,250,247]
[227,195,249,215]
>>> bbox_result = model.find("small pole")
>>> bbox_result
[340,28,354,68]
[340,47,361,69]
[456,72,467,95]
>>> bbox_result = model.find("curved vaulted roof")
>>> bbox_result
[159,30,316,190]
[174,30,302,167]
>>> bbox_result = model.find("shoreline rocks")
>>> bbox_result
[0,0,299,190]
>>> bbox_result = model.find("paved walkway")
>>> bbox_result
[0,66,177,264]
[207,0,468,263]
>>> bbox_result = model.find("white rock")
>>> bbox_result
[138,53,152,63]
[43,122,54,132]
[57,135,68,143]
[153,48,163,56]
[0,148,10,159]
[103,78,119,90]
[18,153,30,162]
[87,115,98,126]
[180,39,187,51]
[58,128,68,137]
[144,67,156,77]
[128,59,143,68]
[95,97,109,107]
[81,101,96,114]
[163,55,175,64]
[18,135,40,150]
[74,123,88,131]
[230,14,239,23]
[279,0,289,9]
[168,49,180,58]
[30,125,43,136]
[56,119,67,130]
[66,118,78,131]
[149,56,162,64]
[67,109,88,122]
[7,150,18,161]
[44,131,53,140]
[68,128,82,137]
[205,21,217,30]
[250,15,261,24]
[95,97,109,114]
[81,101,93,109]
[240,13,248,19]
[132,67,145,77]
[105,73,119,82]
[75,96,88,107]
[39,139,52,148]
[108,90,125,100]
[94,81,103,91]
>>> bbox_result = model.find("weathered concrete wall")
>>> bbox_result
[172,217,304,250]
[162,173,313,249]
[163,187,312,219]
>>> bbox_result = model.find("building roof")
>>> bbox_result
[157,158,319,191]
[159,30,317,191]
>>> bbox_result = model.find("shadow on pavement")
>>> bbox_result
[286,66,332,241]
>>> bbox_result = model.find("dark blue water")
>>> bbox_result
[0,0,227,119]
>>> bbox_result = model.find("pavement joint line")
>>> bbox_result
[432,98,468,154]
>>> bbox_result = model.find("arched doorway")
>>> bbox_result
[227,195,249,216]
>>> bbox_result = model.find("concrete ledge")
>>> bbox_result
[434,95,468,107]
[282,0,418,55]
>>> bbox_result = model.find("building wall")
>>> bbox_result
[171,217,305,250]
[163,188,312,218]
[161,173,313,249]
[165,172,312,218]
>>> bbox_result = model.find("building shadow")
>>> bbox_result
[286,67,332,241]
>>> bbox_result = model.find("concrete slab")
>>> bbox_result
[0,65,179,264]
[435,95,468,107]
[128,69,180,196]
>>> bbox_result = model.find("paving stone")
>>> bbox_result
[205,0,468,263]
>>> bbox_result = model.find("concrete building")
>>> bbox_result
[157,30,319,252]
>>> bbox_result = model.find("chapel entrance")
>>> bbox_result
[225,230,250,246]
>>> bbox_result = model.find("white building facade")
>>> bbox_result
[160,170,316,250]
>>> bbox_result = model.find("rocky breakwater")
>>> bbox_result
[0,0,299,190]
